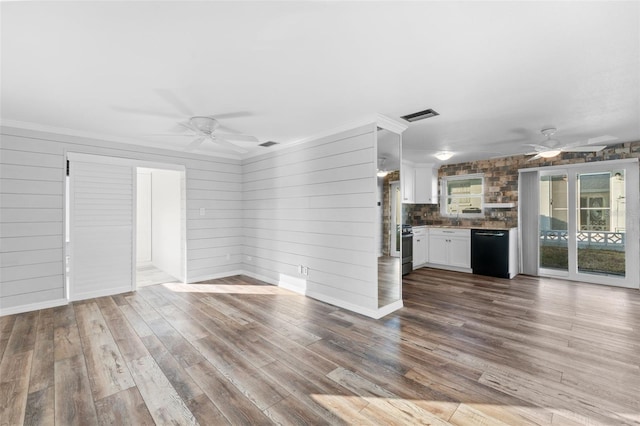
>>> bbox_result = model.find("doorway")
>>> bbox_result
[65,153,186,301]
[136,168,184,287]
[521,160,639,288]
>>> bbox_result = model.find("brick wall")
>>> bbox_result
[404,141,640,228]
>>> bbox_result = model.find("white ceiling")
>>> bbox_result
[2,1,639,164]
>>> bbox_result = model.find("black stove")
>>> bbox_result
[401,225,413,275]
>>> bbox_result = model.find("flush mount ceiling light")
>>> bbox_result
[435,151,454,161]
[377,157,389,177]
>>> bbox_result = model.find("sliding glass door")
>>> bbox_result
[539,172,569,273]
[533,160,638,288]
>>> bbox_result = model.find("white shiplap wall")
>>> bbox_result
[0,127,243,314]
[242,124,379,313]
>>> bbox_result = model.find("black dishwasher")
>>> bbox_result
[471,229,510,279]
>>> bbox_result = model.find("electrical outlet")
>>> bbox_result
[298,265,303,274]
[303,266,309,276]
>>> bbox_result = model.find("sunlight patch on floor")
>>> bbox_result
[162,282,292,295]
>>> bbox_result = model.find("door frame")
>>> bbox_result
[519,158,639,289]
[65,152,187,301]
[390,180,401,257]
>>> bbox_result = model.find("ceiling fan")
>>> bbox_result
[175,116,258,154]
[524,128,617,161]
[120,89,260,153]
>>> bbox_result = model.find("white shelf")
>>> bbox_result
[485,202,515,208]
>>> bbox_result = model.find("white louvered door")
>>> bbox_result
[68,155,134,301]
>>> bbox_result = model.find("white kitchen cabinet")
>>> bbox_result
[414,164,438,204]
[402,161,415,203]
[427,228,471,271]
[402,162,438,204]
[412,227,428,268]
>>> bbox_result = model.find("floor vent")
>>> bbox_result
[259,141,278,147]
[401,108,439,122]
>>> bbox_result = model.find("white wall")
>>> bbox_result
[0,126,243,314]
[241,124,379,314]
[150,169,182,280]
[136,170,152,262]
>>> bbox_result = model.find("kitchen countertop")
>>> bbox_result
[411,225,516,231]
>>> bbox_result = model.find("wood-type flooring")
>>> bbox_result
[1,268,639,425]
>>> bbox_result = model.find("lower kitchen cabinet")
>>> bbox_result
[412,227,428,268]
[427,228,471,271]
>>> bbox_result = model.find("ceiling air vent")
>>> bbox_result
[259,141,278,147]
[401,108,439,122]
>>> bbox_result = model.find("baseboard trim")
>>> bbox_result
[72,286,134,302]
[0,298,68,317]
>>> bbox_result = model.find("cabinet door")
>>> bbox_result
[448,237,471,268]
[402,162,415,203]
[428,235,448,265]
[413,234,427,266]
[414,166,437,204]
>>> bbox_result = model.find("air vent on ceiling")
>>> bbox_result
[259,141,278,147]
[401,108,439,122]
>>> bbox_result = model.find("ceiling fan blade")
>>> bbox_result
[206,112,253,120]
[178,121,201,133]
[213,137,248,154]
[155,89,195,117]
[216,133,258,142]
[112,106,182,119]
[563,145,607,152]
[184,137,206,152]
[523,144,550,152]
[527,153,543,162]
[587,135,618,145]
[144,133,197,137]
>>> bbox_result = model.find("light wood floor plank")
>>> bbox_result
[74,302,136,400]
[0,350,33,425]
[55,354,98,425]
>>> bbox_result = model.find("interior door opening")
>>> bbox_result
[136,168,185,288]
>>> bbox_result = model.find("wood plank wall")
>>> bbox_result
[0,127,243,314]
[241,125,379,312]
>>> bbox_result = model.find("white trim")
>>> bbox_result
[304,289,399,319]
[67,152,186,171]
[1,270,405,319]
[375,113,408,134]
[424,263,473,274]
[1,119,242,160]
[71,286,134,302]
[375,300,404,319]
[0,298,68,317]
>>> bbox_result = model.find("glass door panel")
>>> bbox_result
[539,173,568,272]
[576,171,626,277]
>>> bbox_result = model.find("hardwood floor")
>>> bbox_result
[1,268,639,425]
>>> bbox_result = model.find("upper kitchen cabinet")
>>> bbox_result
[402,161,438,204]
[401,160,415,203]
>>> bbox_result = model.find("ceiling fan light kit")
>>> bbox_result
[189,116,220,134]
